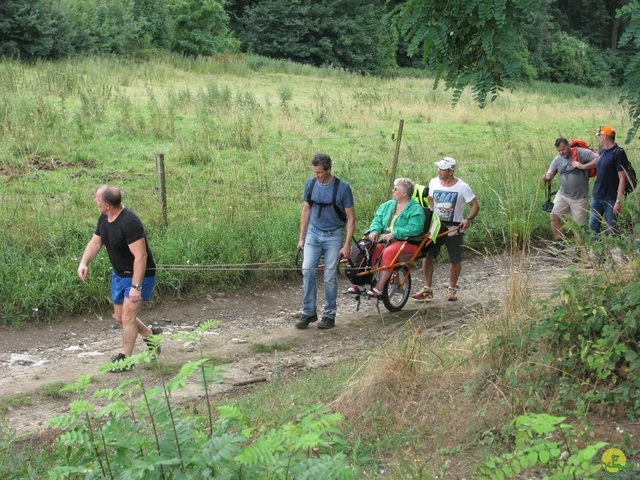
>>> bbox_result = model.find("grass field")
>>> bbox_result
[0,53,637,325]
[1,52,640,479]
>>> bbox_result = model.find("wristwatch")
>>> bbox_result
[131,283,143,291]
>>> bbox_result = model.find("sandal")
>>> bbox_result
[366,287,383,298]
[447,286,458,302]
[346,285,366,294]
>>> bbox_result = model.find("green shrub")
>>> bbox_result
[241,0,397,74]
[530,237,640,414]
[168,0,240,57]
[477,413,608,479]
[538,31,624,88]
[39,354,358,479]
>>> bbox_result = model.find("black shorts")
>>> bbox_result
[426,233,464,264]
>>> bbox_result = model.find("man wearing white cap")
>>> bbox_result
[412,157,480,302]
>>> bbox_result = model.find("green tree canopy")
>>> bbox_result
[553,0,628,50]
[618,0,640,142]
[168,0,239,56]
[241,0,397,74]
[391,0,543,107]
[0,0,73,59]
[0,0,239,59]
[391,0,640,142]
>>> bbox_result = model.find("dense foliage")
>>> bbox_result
[0,347,358,479]
[477,414,608,479]
[554,0,628,50]
[391,0,538,107]
[240,0,397,74]
[0,0,237,58]
[618,1,640,141]
[389,0,632,103]
[0,0,636,88]
[534,237,640,413]
[169,0,239,56]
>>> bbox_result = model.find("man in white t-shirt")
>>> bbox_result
[412,157,480,302]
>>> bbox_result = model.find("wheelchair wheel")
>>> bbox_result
[382,266,411,312]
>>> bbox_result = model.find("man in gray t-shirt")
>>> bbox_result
[543,137,598,241]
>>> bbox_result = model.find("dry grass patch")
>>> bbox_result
[332,254,551,475]
[333,325,511,474]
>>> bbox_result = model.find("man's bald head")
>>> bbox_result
[98,185,122,207]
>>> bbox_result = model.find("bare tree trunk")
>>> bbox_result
[611,17,621,50]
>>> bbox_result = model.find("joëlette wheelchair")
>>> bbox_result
[343,208,460,313]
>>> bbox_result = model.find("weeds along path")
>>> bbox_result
[0,251,566,435]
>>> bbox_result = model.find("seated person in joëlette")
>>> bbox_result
[349,177,425,298]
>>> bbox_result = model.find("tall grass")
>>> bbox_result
[0,53,636,324]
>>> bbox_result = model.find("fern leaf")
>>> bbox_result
[166,358,210,391]
[68,398,95,415]
[199,433,245,465]
[97,399,129,418]
[216,404,250,431]
[290,455,357,480]
[235,442,276,467]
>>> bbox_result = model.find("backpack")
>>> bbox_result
[412,184,429,207]
[306,177,347,222]
[345,238,376,285]
[569,139,597,178]
[420,206,443,254]
[616,146,637,196]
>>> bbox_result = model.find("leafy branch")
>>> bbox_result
[477,413,608,479]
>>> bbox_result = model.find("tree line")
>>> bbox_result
[0,0,631,84]
[0,0,239,58]
[1,0,639,138]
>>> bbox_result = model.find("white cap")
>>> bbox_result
[435,157,457,170]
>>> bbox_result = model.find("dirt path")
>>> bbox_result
[0,251,566,435]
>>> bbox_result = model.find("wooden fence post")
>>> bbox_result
[155,153,168,227]
[390,119,404,192]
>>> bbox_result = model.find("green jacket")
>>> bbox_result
[369,198,426,239]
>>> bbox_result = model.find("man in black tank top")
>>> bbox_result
[78,185,162,371]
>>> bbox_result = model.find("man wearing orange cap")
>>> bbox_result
[574,125,627,234]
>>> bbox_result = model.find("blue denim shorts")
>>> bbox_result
[111,272,156,304]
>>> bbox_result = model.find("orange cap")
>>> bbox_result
[596,125,615,137]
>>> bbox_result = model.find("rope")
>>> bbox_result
[155,259,338,272]
[157,267,286,270]
[157,264,298,272]
[156,266,339,272]
[159,261,287,268]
